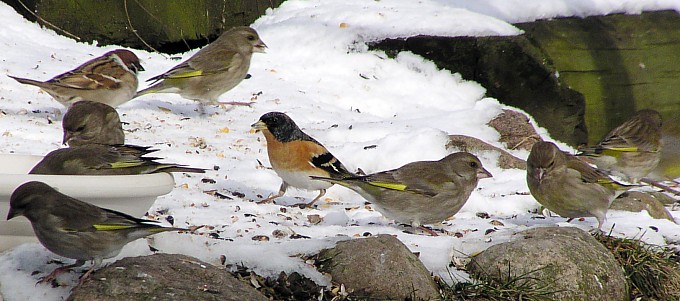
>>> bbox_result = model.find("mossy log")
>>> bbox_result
[5,0,283,53]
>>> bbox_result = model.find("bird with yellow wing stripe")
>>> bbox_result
[312,152,492,235]
[7,181,188,285]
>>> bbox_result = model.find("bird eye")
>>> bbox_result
[76,126,86,132]
[247,35,256,41]
[469,161,478,168]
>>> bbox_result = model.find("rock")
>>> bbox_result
[610,191,675,222]
[446,134,526,170]
[487,109,542,151]
[317,234,441,300]
[68,254,268,301]
[466,227,628,301]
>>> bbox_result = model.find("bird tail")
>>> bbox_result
[8,75,45,88]
[157,165,206,174]
[309,175,341,184]
[133,85,158,98]
[146,225,190,233]
[577,146,638,157]
[309,175,361,189]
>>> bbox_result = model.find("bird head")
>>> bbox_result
[62,101,122,146]
[226,27,268,54]
[7,181,54,220]
[442,152,492,181]
[110,49,144,74]
[252,112,304,142]
[527,141,566,184]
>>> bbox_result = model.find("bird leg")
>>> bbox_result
[218,101,255,107]
[299,189,326,209]
[257,182,288,204]
[640,178,680,196]
[77,264,98,286]
[418,226,440,236]
[37,260,85,285]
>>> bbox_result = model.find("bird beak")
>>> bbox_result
[6,208,17,220]
[134,62,145,72]
[536,168,546,183]
[478,168,492,179]
[62,132,71,145]
[251,120,267,131]
[254,42,268,53]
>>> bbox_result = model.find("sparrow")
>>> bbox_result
[527,141,633,229]
[7,181,187,285]
[252,112,355,208]
[9,49,144,108]
[311,152,492,235]
[577,109,662,182]
[62,100,125,146]
[29,144,205,175]
[134,27,266,112]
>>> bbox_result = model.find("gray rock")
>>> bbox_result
[611,191,675,222]
[68,254,268,301]
[446,134,526,170]
[318,234,441,300]
[487,109,542,151]
[466,227,628,301]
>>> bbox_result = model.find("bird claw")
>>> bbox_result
[36,266,71,286]
[418,226,440,236]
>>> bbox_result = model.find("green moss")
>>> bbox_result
[517,11,680,144]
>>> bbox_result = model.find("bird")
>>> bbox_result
[29,144,205,175]
[62,100,125,147]
[577,109,662,182]
[311,152,492,235]
[527,141,634,229]
[9,49,144,108]
[252,112,355,208]
[7,181,187,285]
[134,26,267,112]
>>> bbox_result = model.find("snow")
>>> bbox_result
[1,0,679,299]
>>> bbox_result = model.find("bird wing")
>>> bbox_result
[146,48,244,82]
[47,194,115,233]
[566,156,629,190]
[357,162,448,197]
[48,55,126,90]
[302,135,355,178]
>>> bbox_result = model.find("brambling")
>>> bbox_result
[577,109,662,182]
[7,181,187,285]
[312,152,492,235]
[252,112,355,208]
[29,144,205,175]
[62,100,125,146]
[528,141,634,229]
[9,49,144,108]
[135,27,266,113]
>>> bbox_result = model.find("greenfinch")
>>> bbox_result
[577,109,662,182]
[29,144,205,175]
[9,49,144,108]
[311,152,492,233]
[7,181,186,284]
[252,112,355,208]
[62,100,125,146]
[135,27,266,112]
[527,141,633,229]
